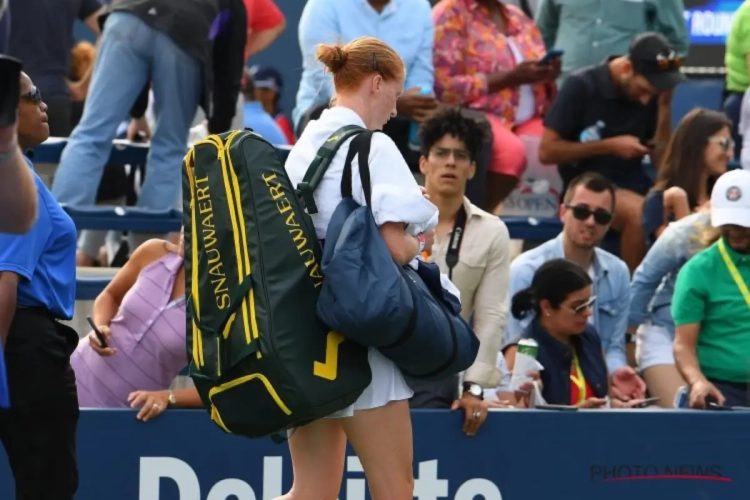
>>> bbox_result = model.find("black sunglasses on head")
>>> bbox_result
[565,204,613,225]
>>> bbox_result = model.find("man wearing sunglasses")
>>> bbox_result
[506,173,645,399]
[539,32,685,273]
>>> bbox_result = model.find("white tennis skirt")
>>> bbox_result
[326,348,413,419]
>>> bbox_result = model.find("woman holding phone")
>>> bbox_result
[70,231,203,421]
[433,0,560,211]
[504,259,647,409]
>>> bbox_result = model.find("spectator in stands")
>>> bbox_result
[51,0,235,252]
[539,33,683,272]
[673,169,750,408]
[8,0,104,137]
[741,89,750,171]
[251,65,295,145]
[433,0,559,212]
[408,108,510,436]
[243,0,285,61]
[505,259,646,408]
[506,174,645,391]
[242,69,288,145]
[0,63,37,233]
[535,0,688,82]
[70,234,201,419]
[0,71,79,499]
[293,0,438,166]
[723,0,750,160]
[629,210,711,407]
[642,109,732,249]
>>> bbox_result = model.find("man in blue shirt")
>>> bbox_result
[242,72,288,146]
[293,0,439,167]
[0,72,80,499]
[506,173,637,385]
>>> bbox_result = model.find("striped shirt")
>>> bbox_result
[71,252,187,407]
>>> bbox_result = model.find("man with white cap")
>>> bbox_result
[673,169,750,409]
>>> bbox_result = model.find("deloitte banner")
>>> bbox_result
[0,410,748,499]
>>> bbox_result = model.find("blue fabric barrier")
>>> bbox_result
[0,409,745,499]
[64,206,183,233]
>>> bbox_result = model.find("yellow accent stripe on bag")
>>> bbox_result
[225,131,260,349]
[200,135,252,346]
[184,148,204,368]
[208,373,292,433]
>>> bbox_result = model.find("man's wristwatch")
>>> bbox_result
[463,382,484,400]
[167,391,177,407]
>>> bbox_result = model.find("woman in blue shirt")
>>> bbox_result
[642,109,731,248]
[0,72,79,499]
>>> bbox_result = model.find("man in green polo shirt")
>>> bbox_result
[673,169,750,409]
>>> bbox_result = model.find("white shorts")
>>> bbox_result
[636,323,676,371]
[326,348,413,418]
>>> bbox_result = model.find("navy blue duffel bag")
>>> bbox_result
[308,128,479,380]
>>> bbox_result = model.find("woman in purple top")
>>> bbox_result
[70,233,202,421]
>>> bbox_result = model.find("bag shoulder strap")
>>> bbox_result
[340,131,375,207]
[297,125,365,214]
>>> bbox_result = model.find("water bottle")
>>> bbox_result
[408,87,433,151]
[580,120,605,143]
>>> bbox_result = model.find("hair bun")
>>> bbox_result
[316,43,348,73]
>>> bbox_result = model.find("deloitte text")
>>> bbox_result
[138,456,503,500]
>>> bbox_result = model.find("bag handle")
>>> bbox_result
[340,131,375,207]
[188,274,259,352]
[297,125,364,214]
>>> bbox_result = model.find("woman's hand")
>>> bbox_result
[576,397,608,409]
[507,61,556,86]
[611,366,647,401]
[128,390,169,422]
[87,325,115,357]
[513,371,541,408]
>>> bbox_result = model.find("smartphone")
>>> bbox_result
[632,396,660,408]
[539,49,564,66]
[536,404,578,411]
[86,315,108,348]
[708,402,734,411]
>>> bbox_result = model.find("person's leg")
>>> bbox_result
[610,187,645,273]
[51,12,152,207]
[0,311,80,499]
[129,25,201,250]
[274,418,348,500]
[77,230,107,266]
[642,365,685,409]
[343,400,414,500]
[485,114,527,213]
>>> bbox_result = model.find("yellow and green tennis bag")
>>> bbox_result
[183,129,371,439]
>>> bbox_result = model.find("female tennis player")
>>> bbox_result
[281,36,435,500]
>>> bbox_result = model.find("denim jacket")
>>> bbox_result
[628,212,710,335]
[505,234,630,372]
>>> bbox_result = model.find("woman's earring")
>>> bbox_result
[545,312,551,317]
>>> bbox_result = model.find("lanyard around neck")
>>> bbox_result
[570,349,586,404]
[718,238,750,309]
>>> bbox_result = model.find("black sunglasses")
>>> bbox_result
[565,204,613,225]
[21,86,42,106]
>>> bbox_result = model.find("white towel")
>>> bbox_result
[371,185,439,236]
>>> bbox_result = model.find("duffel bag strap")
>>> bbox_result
[297,125,365,214]
[341,130,375,207]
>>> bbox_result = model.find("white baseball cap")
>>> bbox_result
[711,169,750,228]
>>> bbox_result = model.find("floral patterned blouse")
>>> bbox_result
[433,0,555,129]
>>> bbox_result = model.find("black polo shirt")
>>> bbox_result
[543,59,657,195]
